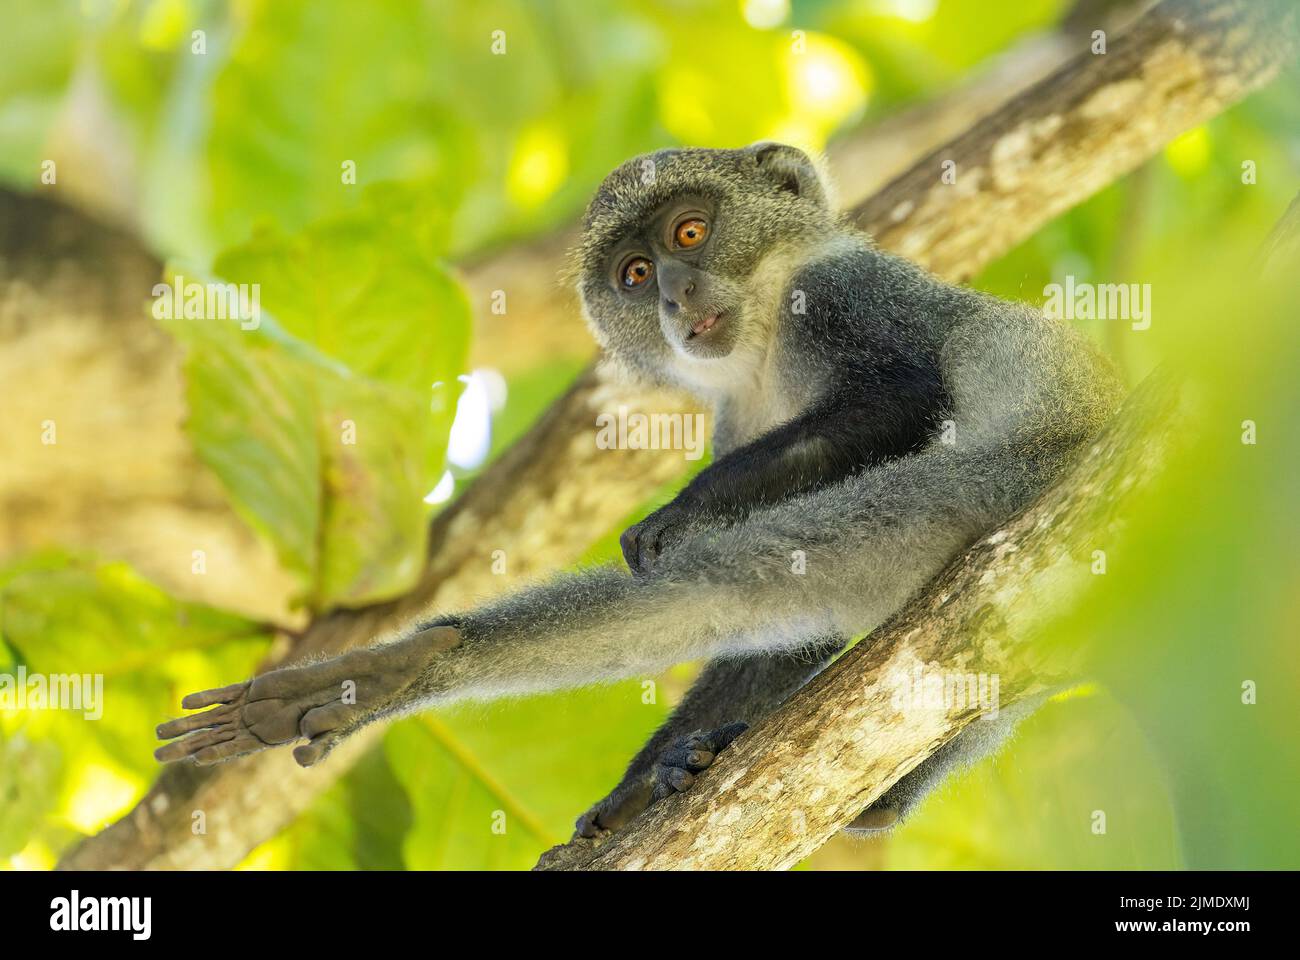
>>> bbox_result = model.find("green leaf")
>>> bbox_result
[881,691,1183,870]
[164,203,470,609]
[0,733,60,859]
[0,0,79,184]
[165,317,324,588]
[212,209,470,401]
[203,0,475,253]
[383,681,669,870]
[268,746,415,870]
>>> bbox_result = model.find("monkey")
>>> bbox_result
[156,142,1121,844]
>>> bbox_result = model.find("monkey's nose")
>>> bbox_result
[663,281,695,312]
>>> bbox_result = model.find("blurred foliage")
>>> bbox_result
[0,553,267,864]
[1,0,1298,871]
[167,199,470,610]
[884,690,1184,869]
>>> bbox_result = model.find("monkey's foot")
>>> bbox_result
[573,721,750,840]
[155,626,459,768]
[651,721,749,801]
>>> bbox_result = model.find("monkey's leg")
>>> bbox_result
[575,637,843,838]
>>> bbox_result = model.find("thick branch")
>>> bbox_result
[55,0,1296,869]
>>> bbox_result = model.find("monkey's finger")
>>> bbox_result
[667,767,694,792]
[709,721,749,752]
[180,681,249,710]
[156,703,237,740]
[153,727,236,763]
[292,731,343,768]
[193,735,265,766]
[652,766,695,801]
[660,740,713,771]
[574,811,608,840]
[300,702,353,738]
[154,724,237,763]
[685,749,715,769]
[248,654,373,701]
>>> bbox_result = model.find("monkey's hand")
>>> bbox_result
[620,499,694,576]
[155,626,460,768]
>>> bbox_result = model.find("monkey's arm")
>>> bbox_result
[623,373,946,573]
[159,438,1045,768]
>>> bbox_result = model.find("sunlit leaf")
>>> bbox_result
[163,203,471,608]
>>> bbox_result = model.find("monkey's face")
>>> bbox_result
[602,193,743,361]
[576,144,834,380]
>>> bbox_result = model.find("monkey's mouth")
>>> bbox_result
[687,310,726,340]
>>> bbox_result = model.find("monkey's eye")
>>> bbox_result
[674,217,709,249]
[621,256,654,289]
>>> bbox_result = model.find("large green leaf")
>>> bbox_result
[202,0,475,254]
[383,681,671,870]
[164,203,470,609]
[264,746,414,871]
[211,210,469,401]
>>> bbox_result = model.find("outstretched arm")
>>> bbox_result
[158,438,1048,768]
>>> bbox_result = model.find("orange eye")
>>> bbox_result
[674,218,708,248]
[622,256,654,289]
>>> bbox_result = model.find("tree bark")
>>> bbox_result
[54,0,1297,869]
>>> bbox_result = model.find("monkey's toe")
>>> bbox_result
[574,809,610,840]
[651,722,748,800]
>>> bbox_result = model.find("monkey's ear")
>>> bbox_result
[749,142,828,207]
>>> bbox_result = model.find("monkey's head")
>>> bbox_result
[575,143,835,381]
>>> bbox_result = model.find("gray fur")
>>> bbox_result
[395,144,1122,838]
